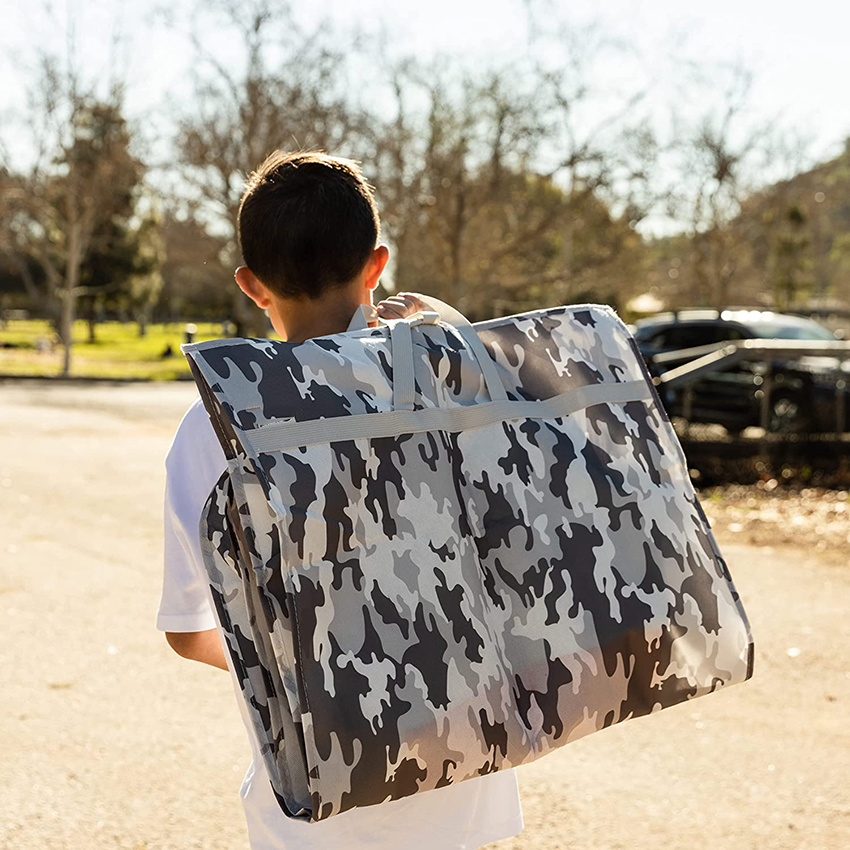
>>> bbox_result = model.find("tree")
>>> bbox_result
[664,66,781,308]
[370,50,649,318]
[104,209,166,336]
[173,0,365,335]
[1,64,142,373]
[157,208,233,323]
[770,204,812,309]
[78,203,154,342]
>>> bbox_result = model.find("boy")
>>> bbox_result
[156,151,524,850]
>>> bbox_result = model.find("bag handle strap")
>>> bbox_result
[415,296,508,404]
[346,303,378,332]
[345,298,506,411]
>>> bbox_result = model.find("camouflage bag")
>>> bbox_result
[183,297,754,823]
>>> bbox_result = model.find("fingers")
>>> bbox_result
[375,296,417,319]
[375,292,428,320]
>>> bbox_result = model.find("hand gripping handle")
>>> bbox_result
[346,298,507,412]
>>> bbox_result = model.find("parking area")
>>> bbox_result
[1,381,848,849]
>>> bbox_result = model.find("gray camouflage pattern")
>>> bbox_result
[184,304,754,822]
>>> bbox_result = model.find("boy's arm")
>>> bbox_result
[165,629,228,670]
[158,401,229,670]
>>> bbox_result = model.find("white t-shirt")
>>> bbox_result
[157,400,524,850]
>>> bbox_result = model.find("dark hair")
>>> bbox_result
[237,151,380,299]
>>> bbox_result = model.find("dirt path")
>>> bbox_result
[1,381,848,850]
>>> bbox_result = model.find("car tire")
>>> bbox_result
[767,393,811,433]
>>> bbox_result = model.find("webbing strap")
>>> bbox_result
[454,323,508,402]
[243,378,652,454]
[417,296,508,403]
[388,318,416,411]
[346,303,377,332]
[345,299,508,408]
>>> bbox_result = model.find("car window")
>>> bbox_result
[749,320,835,341]
[653,324,742,349]
[634,325,662,344]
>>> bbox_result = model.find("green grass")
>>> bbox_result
[0,319,233,380]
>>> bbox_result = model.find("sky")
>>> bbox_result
[2,0,849,187]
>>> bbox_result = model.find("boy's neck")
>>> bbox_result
[272,289,373,343]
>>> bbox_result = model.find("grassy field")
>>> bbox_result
[0,319,230,380]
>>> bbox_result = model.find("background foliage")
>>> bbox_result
[2,1,850,375]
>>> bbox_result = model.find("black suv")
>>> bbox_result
[633,309,849,433]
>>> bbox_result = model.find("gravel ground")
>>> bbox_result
[1,381,848,850]
[701,484,850,566]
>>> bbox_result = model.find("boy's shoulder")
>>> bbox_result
[166,398,222,473]
[169,397,209,446]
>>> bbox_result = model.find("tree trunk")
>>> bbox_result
[560,202,576,304]
[450,175,467,312]
[60,223,83,377]
[86,298,97,344]
[86,295,104,343]
[59,288,74,377]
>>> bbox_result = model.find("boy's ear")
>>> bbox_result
[363,246,390,292]
[235,266,272,309]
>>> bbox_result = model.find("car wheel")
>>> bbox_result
[768,394,810,433]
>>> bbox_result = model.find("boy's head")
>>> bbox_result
[235,151,388,340]
[238,151,381,299]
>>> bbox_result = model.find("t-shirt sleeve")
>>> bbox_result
[156,400,228,633]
